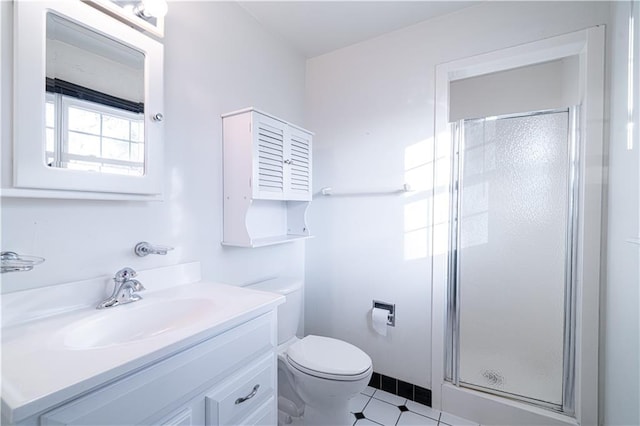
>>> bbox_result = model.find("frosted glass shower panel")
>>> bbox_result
[458,112,569,406]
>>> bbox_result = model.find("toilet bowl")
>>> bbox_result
[246,278,372,426]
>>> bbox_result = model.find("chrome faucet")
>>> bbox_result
[97,267,145,309]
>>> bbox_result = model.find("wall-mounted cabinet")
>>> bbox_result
[222,108,313,247]
[9,1,164,200]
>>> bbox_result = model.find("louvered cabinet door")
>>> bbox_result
[252,113,287,200]
[285,127,312,201]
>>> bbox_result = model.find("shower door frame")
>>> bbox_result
[446,107,580,414]
[432,27,605,426]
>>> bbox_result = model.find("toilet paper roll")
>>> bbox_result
[372,307,388,336]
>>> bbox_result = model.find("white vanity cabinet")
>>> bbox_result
[36,312,277,426]
[222,108,314,247]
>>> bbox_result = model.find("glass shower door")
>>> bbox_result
[448,109,577,411]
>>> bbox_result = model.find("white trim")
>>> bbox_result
[0,187,162,201]
[432,27,605,426]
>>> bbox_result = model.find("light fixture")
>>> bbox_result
[133,0,168,20]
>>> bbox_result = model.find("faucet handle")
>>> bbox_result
[130,279,145,292]
[134,242,174,257]
[114,267,137,282]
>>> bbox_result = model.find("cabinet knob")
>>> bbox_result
[284,159,293,165]
[152,113,164,122]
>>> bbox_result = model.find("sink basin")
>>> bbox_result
[63,298,215,349]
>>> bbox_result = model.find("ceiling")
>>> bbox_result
[238,1,479,58]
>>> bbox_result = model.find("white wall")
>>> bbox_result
[602,2,640,425]
[304,1,610,391]
[0,1,307,294]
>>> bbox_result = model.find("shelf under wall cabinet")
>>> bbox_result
[222,234,314,248]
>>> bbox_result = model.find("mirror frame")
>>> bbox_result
[13,0,164,196]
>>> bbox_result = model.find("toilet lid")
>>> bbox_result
[286,335,372,380]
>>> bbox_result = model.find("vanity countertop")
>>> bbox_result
[1,264,284,423]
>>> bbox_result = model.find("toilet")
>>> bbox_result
[247,278,372,426]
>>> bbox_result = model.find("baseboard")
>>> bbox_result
[368,371,432,407]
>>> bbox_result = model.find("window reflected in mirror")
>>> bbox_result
[46,12,145,176]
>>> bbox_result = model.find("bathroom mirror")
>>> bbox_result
[46,13,146,177]
[13,1,164,196]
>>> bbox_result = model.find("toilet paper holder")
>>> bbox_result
[372,300,395,327]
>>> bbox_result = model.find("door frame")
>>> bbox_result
[431,26,605,426]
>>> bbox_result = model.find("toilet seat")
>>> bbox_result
[286,335,372,381]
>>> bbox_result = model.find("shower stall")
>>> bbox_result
[445,108,579,414]
[432,27,604,426]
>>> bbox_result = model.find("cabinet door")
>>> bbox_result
[205,353,276,426]
[161,408,195,426]
[285,127,312,201]
[252,113,287,200]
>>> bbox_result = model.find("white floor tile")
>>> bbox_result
[397,411,439,425]
[405,401,441,421]
[439,412,479,426]
[372,389,407,406]
[354,419,382,425]
[349,393,371,413]
[363,397,401,425]
[362,386,376,396]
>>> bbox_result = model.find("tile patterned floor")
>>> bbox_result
[350,387,480,426]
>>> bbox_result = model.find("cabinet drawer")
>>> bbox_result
[41,313,275,426]
[241,397,276,426]
[205,353,276,426]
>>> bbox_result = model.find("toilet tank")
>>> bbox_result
[246,278,302,345]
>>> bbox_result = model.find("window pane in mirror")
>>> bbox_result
[66,160,102,173]
[102,138,130,161]
[46,102,55,128]
[68,107,100,135]
[131,142,144,162]
[46,129,55,153]
[102,115,130,140]
[46,100,56,157]
[131,121,144,143]
[46,12,145,177]
[68,132,100,157]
